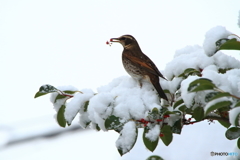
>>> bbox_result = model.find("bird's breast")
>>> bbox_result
[122,56,144,80]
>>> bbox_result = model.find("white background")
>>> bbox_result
[0,0,240,160]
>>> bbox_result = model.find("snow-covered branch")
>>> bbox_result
[35,26,240,156]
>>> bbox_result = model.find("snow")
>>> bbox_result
[238,10,240,28]
[180,76,199,108]
[115,121,137,154]
[145,124,160,142]
[50,85,78,111]
[65,89,94,125]
[165,46,213,79]
[229,107,240,126]
[203,26,232,56]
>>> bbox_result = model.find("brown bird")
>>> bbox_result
[110,35,168,101]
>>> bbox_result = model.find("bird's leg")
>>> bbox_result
[138,81,142,88]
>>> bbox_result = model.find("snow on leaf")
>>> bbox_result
[116,121,138,156]
[188,78,215,92]
[218,38,240,51]
[64,89,94,126]
[143,127,159,152]
[203,26,232,56]
[229,107,240,126]
[34,84,58,98]
[205,97,232,115]
[105,115,124,130]
[171,119,182,134]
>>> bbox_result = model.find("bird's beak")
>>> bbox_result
[110,38,120,43]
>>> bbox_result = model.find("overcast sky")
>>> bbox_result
[0,0,240,159]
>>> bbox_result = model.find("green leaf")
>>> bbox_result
[178,68,201,78]
[205,100,232,115]
[238,138,240,149]
[191,84,215,92]
[208,92,231,101]
[225,127,240,140]
[173,99,184,109]
[218,120,231,128]
[146,155,164,160]
[95,123,101,131]
[160,125,173,146]
[205,92,218,102]
[178,105,192,114]
[105,115,124,130]
[83,101,89,112]
[171,119,182,134]
[148,108,160,120]
[143,127,159,152]
[54,94,68,103]
[63,90,77,94]
[34,84,58,98]
[192,107,204,121]
[234,101,240,108]
[188,78,215,92]
[57,105,66,128]
[219,38,240,51]
[163,89,171,94]
[233,113,240,126]
[218,68,232,74]
[54,90,76,103]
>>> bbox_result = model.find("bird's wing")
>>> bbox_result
[124,53,167,80]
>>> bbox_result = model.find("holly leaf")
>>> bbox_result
[171,119,182,134]
[218,38,240,51]
[188,78,215,92]
[238,138,240,149]
[160,125,173,146]
[208,92,231,102]
[143,127,159,152]
[105,115,124,130]
[173,99,184,109]
[205,100,232,115]
[178,68,201,78]
[193,107,204,121]
[225,127,240,140]
[34,84,58,98]
[218,120,231,128]
[116,122,138,156]
[146,155,164,160]
[57,105,66,128]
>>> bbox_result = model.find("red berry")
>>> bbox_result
[156,119,162,122]
[110,38,113,42]
[164,115,170,118]
[159,133,164,137]
[106,41,109,44]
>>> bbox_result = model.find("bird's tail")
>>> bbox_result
[149,75,168,101]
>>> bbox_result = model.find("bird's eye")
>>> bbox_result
[120,37,126,40]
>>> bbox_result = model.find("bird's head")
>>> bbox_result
[110,35,138,49]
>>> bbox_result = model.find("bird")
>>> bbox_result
[110,35,168,101]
